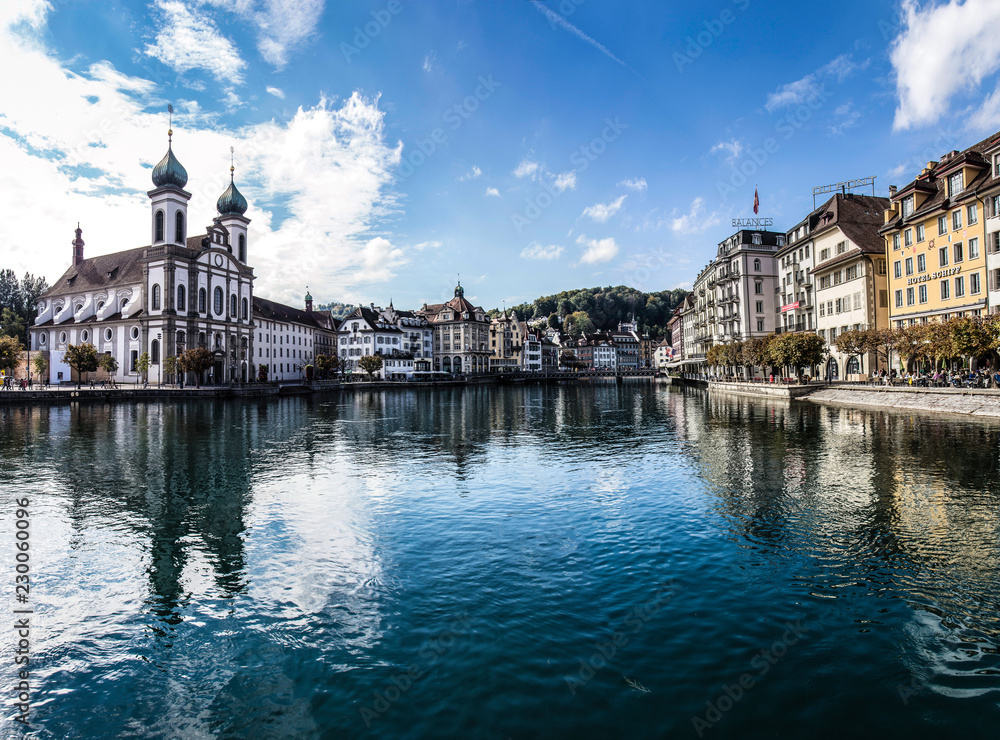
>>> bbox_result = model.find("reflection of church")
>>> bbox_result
[30,129,257,384]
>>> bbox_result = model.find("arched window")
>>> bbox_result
[238,234,246,262]
[151,338,160,364]
[242,297,249,320]
[152,284,161,310]
[175,211,185,243]
[214,287,224,316]
[154,210,164,242]
[230,294,237,317]
[177,284,186,312]
[199,288,206,313]
[754,258,761,271]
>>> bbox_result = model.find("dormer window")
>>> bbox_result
[949,171,964,197]
[994,154,1000,178]
[902,196,914,218]
[751,232,762,245]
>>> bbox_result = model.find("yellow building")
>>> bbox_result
[881,137,993,327]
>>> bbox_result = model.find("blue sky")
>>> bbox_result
[2,0,999,310]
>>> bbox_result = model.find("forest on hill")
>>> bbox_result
[492,286,689,339]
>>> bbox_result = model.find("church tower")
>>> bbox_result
[216,149,251,263]
[148,108,190,248]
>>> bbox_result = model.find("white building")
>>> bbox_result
[31,131,256,385]
[252,296,339,381]
[338,306,405,375]
[379,302,433,371]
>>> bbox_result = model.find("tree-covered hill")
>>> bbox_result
[492,286,688,339]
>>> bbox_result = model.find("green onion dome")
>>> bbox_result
[217,174,248,216]
[151,136,188,189]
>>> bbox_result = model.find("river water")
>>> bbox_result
[1,382,999,738]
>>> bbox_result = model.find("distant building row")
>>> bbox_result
[660,129,1000,379]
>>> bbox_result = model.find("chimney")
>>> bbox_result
[72,223,85,266]
[888,185,897,198]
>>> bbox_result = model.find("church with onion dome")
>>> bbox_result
[29,128,261,385]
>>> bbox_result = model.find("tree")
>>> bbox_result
[0,307,25,339]
[895,324,931,371]
[741,336,771,377]
[866,328,898,374]
[547,313,560,330]
[358,354,384,380]
[770,333,825,383]
[63,343,99,387]
[0,334,23,375]
[832,329,868,375]
[135,351,150,385]
[0,269,48,332]
[164,355,177,384]
[951,315,995,369]
[565,311,595,336]
[180,347,213,387]
[98,353,119,385]
[32,352,47,382]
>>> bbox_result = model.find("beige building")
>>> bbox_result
[418,283,491,374]
[809,194,890,379]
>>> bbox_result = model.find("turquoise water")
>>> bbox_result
[2,383,999,738]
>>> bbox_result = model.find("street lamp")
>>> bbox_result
[157,331,162,387]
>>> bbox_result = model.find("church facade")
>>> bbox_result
[30,131,257,384]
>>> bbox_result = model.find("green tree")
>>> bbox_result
[0,307,26,339]
[135,351,150,385]
[180,347,213,387]
[741,336,772,377]
[770,333,825,383]
[565,311,595,336]
[865,328,898,374]
[951,315,996,369]
[547,313,560,330]
[832,329,868,375]
[63,343,99,387]
[358,354,384,379]
[0,334,23,375]
[164,355,177,383]
[32,352,47,382]
[98,352,119,385]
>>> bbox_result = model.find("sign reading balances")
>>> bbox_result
[732,217,774,229]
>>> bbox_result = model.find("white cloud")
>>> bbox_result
[532,3,625,66]
[891,0,1000,130]
[670,197,721,234]
[829,101,861,136]
[765,54,866,112]
[484,187,500,197]
[619,178,647,191]
[422,51,436,73]
[0,8,403,305]
[145,0,246,85]
[582,195,626,222]
[521,242,564,260]
[414,240,443,251]
[710,139,743,163]
[576,235,619,265]
[204,0,324,69]
[266,86,285,99]
[458,165,481,181]
[513,159,539,179]
[359,237,405,282]
[553,171,577,192]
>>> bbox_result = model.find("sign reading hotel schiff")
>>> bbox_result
[731,217,774,229]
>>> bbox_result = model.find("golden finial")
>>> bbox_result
[230,146,235,179]
[167,104,174,144]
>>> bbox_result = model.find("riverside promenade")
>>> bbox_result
[693,377,1000,419]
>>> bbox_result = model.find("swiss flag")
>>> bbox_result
[753,187,760,215]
